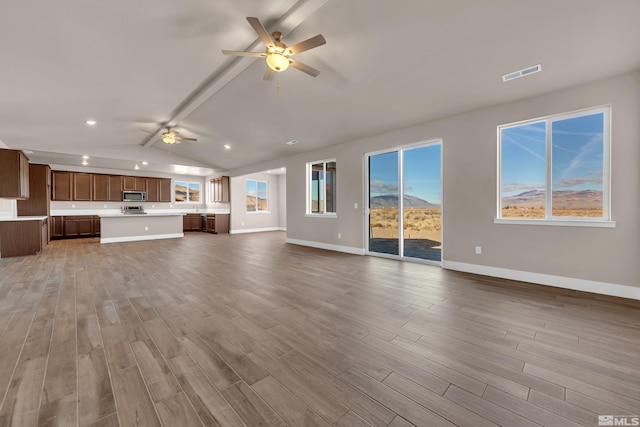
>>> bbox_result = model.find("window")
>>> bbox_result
[498,106,610,223]
[174,181,201,203]
[307,160,336,215]
[246,179,268,212]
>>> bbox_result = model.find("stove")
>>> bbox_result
[122,206,146,215]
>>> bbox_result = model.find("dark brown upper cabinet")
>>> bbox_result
[17,164,50,216]
[123,176,146,191]
[108,175,122,201]
[0,149,30,199]
[159,178,172,202]
[93,174,110,201]
[52,171,73,201]
[146,177,159,202]
[73,173,93,201]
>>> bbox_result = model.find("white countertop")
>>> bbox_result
[99,213,186,218]
[52,209,230,216]
[0,216,47,222]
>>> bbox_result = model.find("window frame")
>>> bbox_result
[496,105,614,227]
[174,180,202,204]
[306,159,337,217]
[246,179,269,213]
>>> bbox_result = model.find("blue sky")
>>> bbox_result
[501,112,604,197]
[369,144,442,204]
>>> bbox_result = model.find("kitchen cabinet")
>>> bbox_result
[93,174,109,201]
[73,173,93,201]
[62,216,94,237]
[0,219,47,258]
[109,175,123,201]
[51,216,64,238]
[123,176,146,191]
[206,214,229,234]
[146,178,159,202]
[183,214,202,231]
[211,176,230,202]
[0,149,30,199]
[159,178,172,202]
[52,171,73,201]
[50,216,100,239]
[17,164,50,217]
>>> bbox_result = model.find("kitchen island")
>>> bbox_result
[99,213,184,244]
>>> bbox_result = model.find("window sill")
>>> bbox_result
[494,218,616,228]
[247,211,270,214]
[305,213,337,218]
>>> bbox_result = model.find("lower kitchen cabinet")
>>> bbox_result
[0,219,48,258]
[183,214,203,231]
[50,216,100,239]
[206,214,229,234]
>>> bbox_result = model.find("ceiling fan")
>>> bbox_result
[222,17,326,80]
[160,127,197,145]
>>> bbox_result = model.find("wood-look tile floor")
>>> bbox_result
[0,232,638,427]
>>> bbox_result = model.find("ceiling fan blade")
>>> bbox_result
[289,59,320,77]
[222,50,266,57]
[263,67,275,81]
[177,137,197,142]
[288,34,326,55]
[246,17,273,47]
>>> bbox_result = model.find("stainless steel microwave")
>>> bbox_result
[122,191,146,202]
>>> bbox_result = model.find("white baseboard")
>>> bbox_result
[230,227,285,235]
[100,233,184,244]
[286,238,365,255]
[442,260,640,301]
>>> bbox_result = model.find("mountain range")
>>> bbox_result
[502,189,603,209]
[370,194,439,208]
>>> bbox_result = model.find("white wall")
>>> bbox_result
[278,174,286,229]
[229,172,285,233]
[229,70,640,295]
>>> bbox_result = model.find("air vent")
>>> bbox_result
[502,64,542,82]
[285,140,300,146]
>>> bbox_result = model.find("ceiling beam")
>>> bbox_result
[142,0,328,148]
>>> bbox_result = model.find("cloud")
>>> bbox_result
[553,176,603,189]
[371,180,400,194]
[501,182,544,192]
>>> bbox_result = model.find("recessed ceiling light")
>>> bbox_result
[267,170,272,173]
[134,164,140,170]
[82,160,88,166]
[85,120,97,126]
[82,155,90,159]
[286,140,299,146]
[501,64,542,82]
[142,161,148,165]
[280,167,285,171]
[224,144,231,150]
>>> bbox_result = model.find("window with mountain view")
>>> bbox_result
[499,106,610,221]
[175,181,201,203]
[246,179,268,212]
[307,160,336,215]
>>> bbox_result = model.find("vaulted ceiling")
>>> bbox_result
[2,0,640,176]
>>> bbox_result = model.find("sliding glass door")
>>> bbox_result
[367,141,442,262]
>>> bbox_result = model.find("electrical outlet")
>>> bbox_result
[144,226,148,231]
[103,204,107,208]
[71,203,76,208]
[241,222,244,226]
[338,233,342,239]
[354,202,358,209]
[475,246,482,255]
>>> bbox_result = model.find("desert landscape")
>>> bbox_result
[501,189,603,218]
[246,195,267,211]
[370,207,442,242]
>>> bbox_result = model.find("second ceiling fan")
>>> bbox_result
[222,17,326,80]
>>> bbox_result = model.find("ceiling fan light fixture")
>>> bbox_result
[162,134,176,144]
[266,53,290,72]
